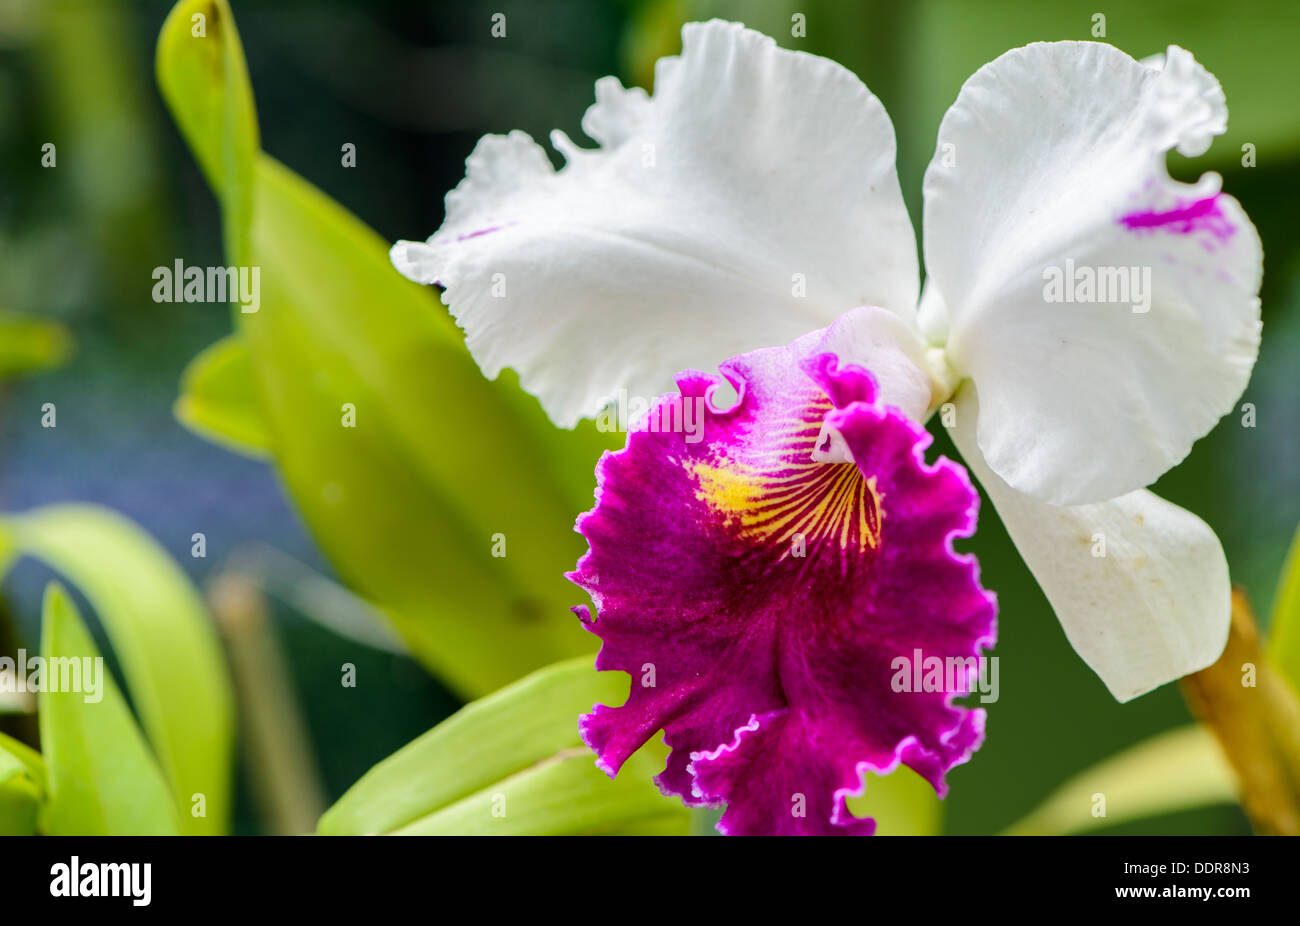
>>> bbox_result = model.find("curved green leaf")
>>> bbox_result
[38,584,181,836]
[1002,726,1238,835]
[319,657,688,836]
[156,0,257,261]
[1,505,234,834]
[175,333,270,458]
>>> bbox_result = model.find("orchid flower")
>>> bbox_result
[392,22,1261,834]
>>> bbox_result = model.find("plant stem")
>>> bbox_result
[209,572,327,835]
[1180,588,1300,835]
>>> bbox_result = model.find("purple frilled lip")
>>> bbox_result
[568,337,997,835]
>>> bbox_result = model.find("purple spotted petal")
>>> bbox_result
[570,336,996,835]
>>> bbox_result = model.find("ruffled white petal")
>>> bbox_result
[793,306,934,463]
[951,385,1230,701]
[923,42,1261,506]
[805,307,935,419]
[392,20,918,427]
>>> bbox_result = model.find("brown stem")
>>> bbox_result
[209,572,327,835]
[1179,588,1300,835]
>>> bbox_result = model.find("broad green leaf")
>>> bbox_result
[1,505,234,834]
[157,0,620,696]
[174,333,270,458]
[1002,726,1238,835]
[1268,520,1300,695]
[241,156,614,694]
[0,314,72,379]
[155,0,257,261]
[390,745,678,836]
[38,584,181,836]
[319,657,689,836]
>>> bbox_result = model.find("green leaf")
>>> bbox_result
[0,733,44,836]
[155,0,257,262]
[156,0,620,696]
[319,657,689,836]
[174,333,271,458]
[1268,520,1300,695]
[37,583,182,836]
[0,731,46,794]
[0,774,41,836]
[0,314,72,379]
[1002,725,1238,835]
[241,156,614,694]
[845,764,944,836]
[1,505,234,834]
[0,748,24,786]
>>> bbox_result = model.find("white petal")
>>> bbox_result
[923,42,1262,505]
[950,385,1230,701]
[392,20,918,427]
[916,277,949,347]
[801,306,935,420]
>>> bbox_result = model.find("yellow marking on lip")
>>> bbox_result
[761,422,824,439]
[689,453,882,556]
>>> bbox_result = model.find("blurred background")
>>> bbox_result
[0,0,1297,834]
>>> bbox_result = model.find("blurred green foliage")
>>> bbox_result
[0,505,235,835]
[0,314,70,379]
[1,504,235,834]
[1004,725,1237,835]
[1269,523,1300,693]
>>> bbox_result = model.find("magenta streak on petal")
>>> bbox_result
[568,336,997,836]
[454,220,517,242]
[1118,194,1234,241]
[427,222,520,285]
